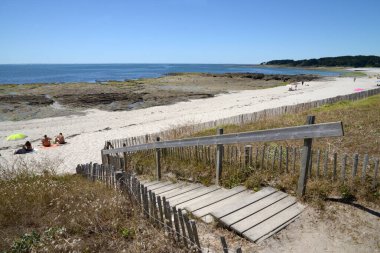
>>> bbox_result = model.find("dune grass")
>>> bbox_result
[0,162,186,253]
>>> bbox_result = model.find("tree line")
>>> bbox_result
[263,55,380,67]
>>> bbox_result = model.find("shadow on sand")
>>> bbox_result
[326,197,380,218]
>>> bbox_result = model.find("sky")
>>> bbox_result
[0,0,379,64]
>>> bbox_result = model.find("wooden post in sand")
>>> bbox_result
[155,137,161,180]
[216,128,224,185]
[297,115,315,197]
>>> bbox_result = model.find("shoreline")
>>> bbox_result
[0,73,320,122]
[1,73,379,173]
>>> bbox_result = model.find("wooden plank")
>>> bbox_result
[159,184,203,199]
[243,203,304,242]
[174,188,227,210]
[146,181,173,190]
[231,196,297,233]
[180,186,246,212]
[140,180,161,187]
[168,186,220,206]
[210,187,277,219]
[153,182,185,194]
[220,191,288,227]
[195,191,254,223]
[102,122,344,154]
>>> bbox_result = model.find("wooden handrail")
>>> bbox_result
[102,121,344,155]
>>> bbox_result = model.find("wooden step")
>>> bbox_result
[243,203,305,242]
[231,196,297,233]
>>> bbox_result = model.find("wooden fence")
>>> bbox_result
[76,163,243,253]
[105,143,379,190]
[106,87,380,149]
[102,117,346,197]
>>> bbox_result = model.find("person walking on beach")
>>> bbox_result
[42,135,52,147]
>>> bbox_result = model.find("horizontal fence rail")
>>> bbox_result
[102,122,343,155]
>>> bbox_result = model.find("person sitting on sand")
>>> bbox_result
[55,133,65,144]
[42,135,52,147]
[14,141,33,154]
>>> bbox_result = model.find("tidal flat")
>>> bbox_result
[0,73,319,121]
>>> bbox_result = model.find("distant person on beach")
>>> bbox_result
[55,133,65,144]
[354,77,356,82]
[105,141,114,149]
[14,141,33,154]
[302,81,304,85]
[42,135,52,147]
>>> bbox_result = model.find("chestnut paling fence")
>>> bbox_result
[105,143,379,189]
[106,88,380,149]
[76,163,243,253]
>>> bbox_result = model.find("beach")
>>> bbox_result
[0,73,379,173]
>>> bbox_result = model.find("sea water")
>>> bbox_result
[0,64,340,85]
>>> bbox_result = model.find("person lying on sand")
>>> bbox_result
[42,135,52,147]
[55,133,65,144]
[14,141,33,154]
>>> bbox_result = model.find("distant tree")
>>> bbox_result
[263,55,380,67]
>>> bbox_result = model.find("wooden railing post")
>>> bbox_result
[155,137,161,180]
[244,145,252,167]
[216,128,224,185]
[297,115,315,197]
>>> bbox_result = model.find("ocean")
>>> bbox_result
[0,64,340,85]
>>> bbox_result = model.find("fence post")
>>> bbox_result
[155,137,161,180]
[297,115,315,197]
[216,128,224,185]
[220,236,229,253]
[244,145,252,167]
[352,153,359,178]
[91,163,97,182]
[361,154,369,183]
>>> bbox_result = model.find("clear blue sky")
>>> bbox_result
[0,0,379,64]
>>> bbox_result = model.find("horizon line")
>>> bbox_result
[0,62,263,65]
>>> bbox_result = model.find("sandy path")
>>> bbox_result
[0,76,379,173]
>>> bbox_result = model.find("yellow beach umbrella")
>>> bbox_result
[6,133,27,141]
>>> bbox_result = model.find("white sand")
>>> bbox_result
[0,75,379,173]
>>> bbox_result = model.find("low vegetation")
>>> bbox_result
[264,55,380,67]
[0,161,186,253]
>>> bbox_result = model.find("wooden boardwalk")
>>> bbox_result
[140,180,305,243]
